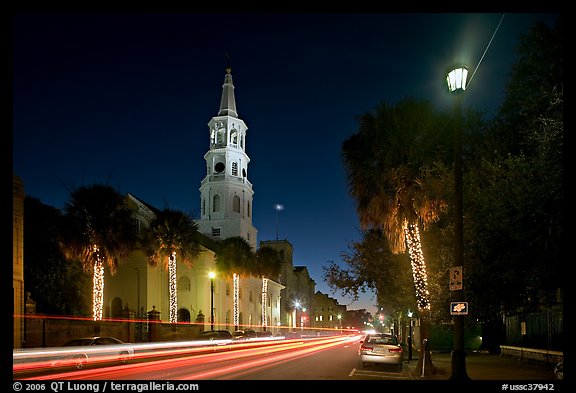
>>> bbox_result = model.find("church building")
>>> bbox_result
[104,68,285,333]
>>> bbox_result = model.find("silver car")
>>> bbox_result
[358,333,403,370]
[51,336,134,369]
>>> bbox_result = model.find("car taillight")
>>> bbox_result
[389,347,402,353]
[359,345,370,352]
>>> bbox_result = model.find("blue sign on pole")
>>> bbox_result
[450,302,469,315]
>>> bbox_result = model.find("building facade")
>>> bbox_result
[13,175,25,349]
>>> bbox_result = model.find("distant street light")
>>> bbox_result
[209,271,216,331]
[293,300,300,332]
[446,65,470,381]
[274,204,284,240]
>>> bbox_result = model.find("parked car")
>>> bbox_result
[283,331,303,339]
[358,333,403,370]
[51,336,134,369]
[231,329,258,340]
[193,330,233,341]
[256,330,273,338]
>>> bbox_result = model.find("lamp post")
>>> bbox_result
[209,271,215,331]
[446,65,470,381]
[274,204,284,240]
[407,310,414,361]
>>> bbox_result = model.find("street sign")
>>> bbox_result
[450,302,469,315]
[449,266,463,291]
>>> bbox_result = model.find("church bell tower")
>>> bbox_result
[196,68,257,250]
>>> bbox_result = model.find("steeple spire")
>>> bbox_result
[218,67,238,118]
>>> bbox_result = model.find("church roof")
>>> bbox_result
[218,67,238,118]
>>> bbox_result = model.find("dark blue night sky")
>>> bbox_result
[12,11,559,313]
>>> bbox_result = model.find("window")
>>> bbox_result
[132,218,141,235]
[178,276,191,291]
[232,195,240,213]
[212,194,221,212]
[212,227,221,237]
[201,199,206,216]
[247,201,251,217]
[232,162,238,176]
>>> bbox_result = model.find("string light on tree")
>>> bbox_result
[261,277,268,330]
[92,245,104,321]
[233,273,239,329]
[169,252,178,323]
[404,219,430,311]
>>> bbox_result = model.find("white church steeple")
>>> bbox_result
[196,67,257,250]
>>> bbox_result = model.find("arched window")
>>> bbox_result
[232,195,240,213]
[213,194,221,212]
[178,308,190,323]
[230,129,238,145]
[178,276,190,291]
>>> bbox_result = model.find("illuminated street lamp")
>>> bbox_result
[209,271,216,331]
[407,310,414,361]
[446,65,470,381]
[293,301,300,332]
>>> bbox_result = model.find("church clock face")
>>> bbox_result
[215,162,225,173]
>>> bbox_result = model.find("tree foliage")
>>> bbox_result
[142,208,201,269]
[24,196,91,316]
[59,184,138,275]
[214,236,256,277]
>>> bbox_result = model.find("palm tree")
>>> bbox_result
[59,184,137,321]
[214,236,256,330]
[255,246,282,330]
[142,208,201,323]
[342,98,452,374]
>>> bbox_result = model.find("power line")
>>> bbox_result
[468,14,506,89]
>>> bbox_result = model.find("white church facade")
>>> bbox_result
[104,68,286,333]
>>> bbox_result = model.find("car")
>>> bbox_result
[256,330,273,338]
[231,329,258,340]
[51,336,134,369]
[283,331,303,339]
[194,330,233,341]
[358,333,403,370]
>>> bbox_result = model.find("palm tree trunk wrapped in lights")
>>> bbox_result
[261,277,268,330]
[404,220,430,311]
[92,254,105,321]
[233,273,240,329]
[168,252,178,323]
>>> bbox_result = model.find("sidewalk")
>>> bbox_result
[404,351,559,381]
